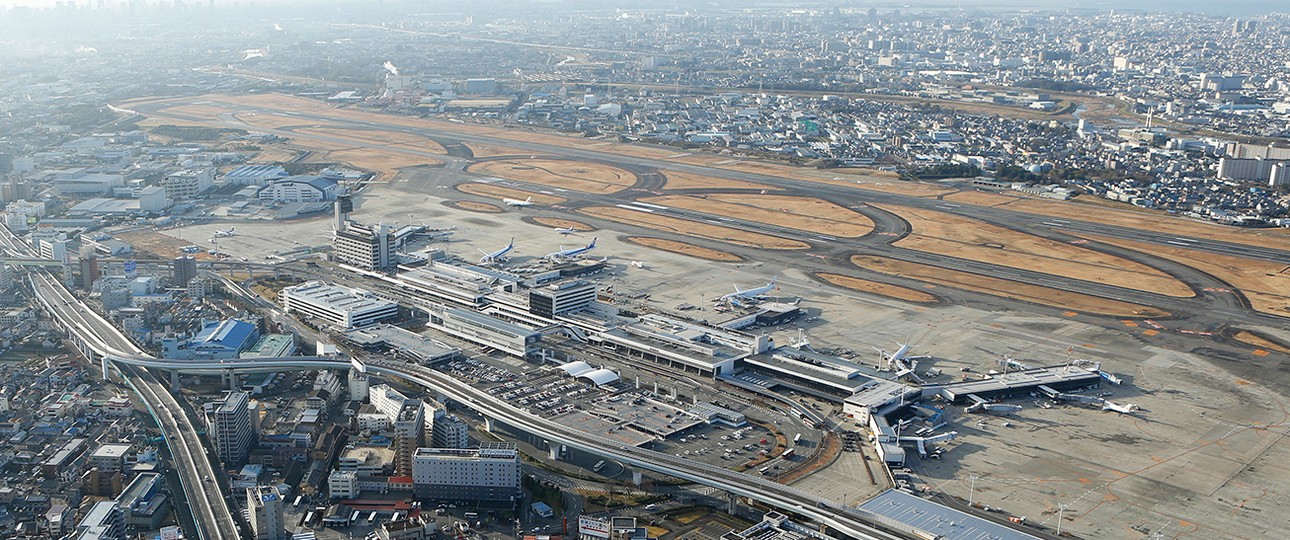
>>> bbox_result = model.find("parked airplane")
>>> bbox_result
[478,238,515,264]
[630,260,648,269]
[212,227,236,238]
[1102,401,1140,414]
[554,227,578,236]
[544,238,597,260]
[717,278,778,306]
[504,196,535,207]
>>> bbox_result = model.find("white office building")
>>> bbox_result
[247,485,286,540]
[328,469,361,499]
[162,168,214,200]
[280,281,398,329]
[212,391,253,465]
[411,443,521,501]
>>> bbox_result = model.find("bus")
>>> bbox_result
[292,495,303,509]
[302,511,315,527]
[759,466,771,475]
[464,512,479,520]
[793,433,802,445]
[392,512,402,522]
[593,460,606,473]
[351,511,361,525]
[367,511,377,525]
[781,448,795,459]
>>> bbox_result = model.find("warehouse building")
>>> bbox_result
[280,281,398,329]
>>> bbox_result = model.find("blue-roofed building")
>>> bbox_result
[162,319,261,360]
[256,175,339,203]
[224,164,289,186]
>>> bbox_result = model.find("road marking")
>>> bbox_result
[1121,320,1139,327]
[1253,349,1270,357]
[630,201,670,210]
[1166,241,1191,246]
[615,204,654,213]
[1142,329,1159,336]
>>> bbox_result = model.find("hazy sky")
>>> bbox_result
[0,0,1284,15]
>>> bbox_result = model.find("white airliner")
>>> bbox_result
[554,227,578,236]
[717,278,778,306]
[478,238,515,264]
[544,238,597,260]
[873,342,932,380]
[1102,401,1140,414]
[504,196,535,207]
[212,227,236,238]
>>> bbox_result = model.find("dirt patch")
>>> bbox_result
[447,201,502,213]
[642,194,873,238]
[659,170,779,191]
[941,190,1024,206]
[456,183,566,205]
[877,203,1194,298]
[114,229,215,261]
[531,217,595,232]
[246,144,300,163]
[1232,331,1290,355]
[1077,233,1290,316]
[816,273,939,304]
[851,255,1169,318]
[321,147,441,178]
[626,237,744,262]
[579,206,808,250]
[467,159,636,194]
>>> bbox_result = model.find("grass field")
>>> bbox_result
[643,194,874,237]
[532,217,595,231]
[579,206,808,250]
[448,201,502,213]
[851,255,1169,318]
[468,159,636,194]
[816,273,939,304]
[114,230,214,261]
[877,203,1195,297]
[294,127,447,154]
[456,183,567,205]
[322,147,441,177]
[1078,233,1290,316]
[626,237,744,262]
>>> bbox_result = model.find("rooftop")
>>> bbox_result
[858,489,1040,540]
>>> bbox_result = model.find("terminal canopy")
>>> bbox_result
[558,361,620,386]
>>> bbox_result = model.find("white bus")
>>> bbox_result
[593,460,606,472]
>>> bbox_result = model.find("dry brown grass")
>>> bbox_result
[1077,233,1290,317]
[246,145,300,163]
[850,255,1168,318]
[659,170,779,191]
[816,273,939,304]
[1232,331,1290,355]
[468,159,636,194]
[456,183,566,205]
[321,148,441,177]
[532,217,595,231]
[642,194,873,237]
[449,201,502,213]
[626,237,743,262]
[114,230,215,261]
[877,203,1194,297]
[941,190,1023,206]
[579,207,809,250]
[295,127,447,153]
[464,142,528,158]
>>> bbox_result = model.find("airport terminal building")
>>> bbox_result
[280,281,398,329]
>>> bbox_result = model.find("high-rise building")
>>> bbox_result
[333,221,396,270]
[212,391,253,465]
[79,245,101,291]
[393,403,424,476]
[172,255,197,286]
[247,485,286,540]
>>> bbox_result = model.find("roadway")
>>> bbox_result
[0,224,242,540]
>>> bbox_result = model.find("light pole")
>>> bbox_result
[968,474,978,507]
[1057,503,1069,536]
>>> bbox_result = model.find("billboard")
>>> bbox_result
[577,516,610,539]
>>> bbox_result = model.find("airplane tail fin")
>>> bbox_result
[525,196,532,203]
[587,237,597,249]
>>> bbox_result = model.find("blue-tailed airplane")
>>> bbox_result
[544,237,597,260]
[479,238,515,264]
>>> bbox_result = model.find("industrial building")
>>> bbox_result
[256,175,339,203]
[161,318,261,360]
[410,443,521,501]
[118,472,169,530]
[280,281,399,329]
[161,168,214,200]
[224,164,290,186]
